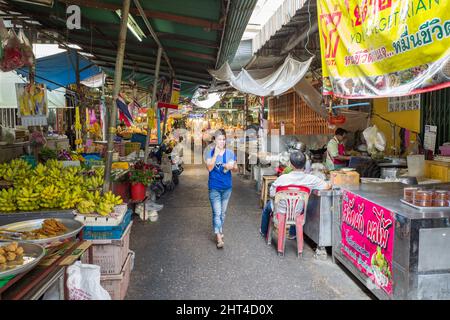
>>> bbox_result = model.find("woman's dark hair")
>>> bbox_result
[289,151,306,170]
[335,128,348,136]
[214,129,226,138]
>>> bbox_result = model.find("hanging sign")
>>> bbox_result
[170,80,181,105]
[15,83,48,126]
[341,190,395,296]
[157,101,179,110]
[318,0,450,98]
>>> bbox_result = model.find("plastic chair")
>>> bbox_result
[266,185,311,257]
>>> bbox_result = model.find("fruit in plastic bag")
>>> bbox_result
[0,29,24,72]
[18,29,34,67]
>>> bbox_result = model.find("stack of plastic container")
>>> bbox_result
[77,204,134,300]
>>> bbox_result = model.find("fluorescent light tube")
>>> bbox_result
[116,10,146,42]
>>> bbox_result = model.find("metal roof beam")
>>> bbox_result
[94,61,211,85]
[133,0,174,78]
[67,33,216,62]
[57,0,221,30]
[59,39,214,69]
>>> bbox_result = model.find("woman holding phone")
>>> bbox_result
[205,129,237,249]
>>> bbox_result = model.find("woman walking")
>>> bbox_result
[206,129,237,249]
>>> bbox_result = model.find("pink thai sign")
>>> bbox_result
[341,190,395,296]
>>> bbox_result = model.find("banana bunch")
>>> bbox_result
[46,159,63,170]
[76,199,96,214]
[33,163,48,177]
[85,175,104,190]
[0,188,17,212]
[96,200,114,216]
[2,167,15,182]
[16,187,40,211]
[84,190,102,203]
[94,167,105,178]
[59,188,83,209]
[103,191,123,206]
[40,185,61,209]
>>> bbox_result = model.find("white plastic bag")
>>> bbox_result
[67,261,111,300]
[363,125,386,154]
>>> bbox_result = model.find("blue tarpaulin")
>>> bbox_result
[16,50,101,90]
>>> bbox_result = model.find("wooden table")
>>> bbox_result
[260,175,277,208]
[0,240,90,300]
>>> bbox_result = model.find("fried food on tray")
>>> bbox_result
[6,252,16,261]
[0,242,23,265]
[21,219,68,240]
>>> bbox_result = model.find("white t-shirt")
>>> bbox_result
[269,170,329,214]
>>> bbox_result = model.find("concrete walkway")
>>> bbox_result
[126,165,372,300]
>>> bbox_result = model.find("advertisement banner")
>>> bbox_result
[318,0,450,98]
[341,190,395,296]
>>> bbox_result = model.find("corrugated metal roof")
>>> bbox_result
[252,0,307,53]
[229,39,253,70]
[216,0,258,68]
[1,0,257,90]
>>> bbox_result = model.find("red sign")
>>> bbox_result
[341,190,395,296]
[157,102,178,110]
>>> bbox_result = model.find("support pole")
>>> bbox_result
[102,0,131,193]
[144,46,163,162]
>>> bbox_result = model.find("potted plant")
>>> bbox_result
[129,162,155,201]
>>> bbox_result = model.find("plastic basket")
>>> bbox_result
[81,209,132,240]
[114,142,125,157]
[21,155,37,168]
[100,252,132,300]
[124,142,141,155]
[81,222,132,275]
[130,133,147,149]
[75,204,128,227]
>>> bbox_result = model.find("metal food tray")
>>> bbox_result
[0,219,84,245]
[400,199,450,211]
[0,241,45,278]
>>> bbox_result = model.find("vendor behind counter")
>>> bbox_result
[326,128,351,171]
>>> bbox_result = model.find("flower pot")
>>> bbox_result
[131,182,146,201]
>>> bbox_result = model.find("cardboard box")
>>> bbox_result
[330,170,360,186]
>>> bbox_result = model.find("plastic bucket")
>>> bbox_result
[131,183,146,201]
[407,155,425,177]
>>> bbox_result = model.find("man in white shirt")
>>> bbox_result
[260,151,331,239]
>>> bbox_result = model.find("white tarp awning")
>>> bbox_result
[209,55,313,97]
[0,71,66,109]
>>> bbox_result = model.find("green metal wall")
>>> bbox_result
[421,88,450,152]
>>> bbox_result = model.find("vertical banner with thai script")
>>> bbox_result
[318,0,450,98]
[341,190,395,296]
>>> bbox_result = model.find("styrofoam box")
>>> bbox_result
[100,252,133,300]
[81,222,132,274]
[75,204,128,227]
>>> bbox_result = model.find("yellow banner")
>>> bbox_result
[318,0,450,98]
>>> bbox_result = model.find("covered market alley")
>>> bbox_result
[127,165,372,300]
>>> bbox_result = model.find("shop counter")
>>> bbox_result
[332,182,450,299]
[304,189,333,254]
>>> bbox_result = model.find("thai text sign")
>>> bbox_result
[341,190,395,296]
[318,0,450,98]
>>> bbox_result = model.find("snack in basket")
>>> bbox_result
[0,242,24,265]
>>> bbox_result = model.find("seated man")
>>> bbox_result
[260,151,331,239]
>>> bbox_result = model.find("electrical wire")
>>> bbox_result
[304,0,314,57]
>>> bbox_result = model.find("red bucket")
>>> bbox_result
[131,182,146,201]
